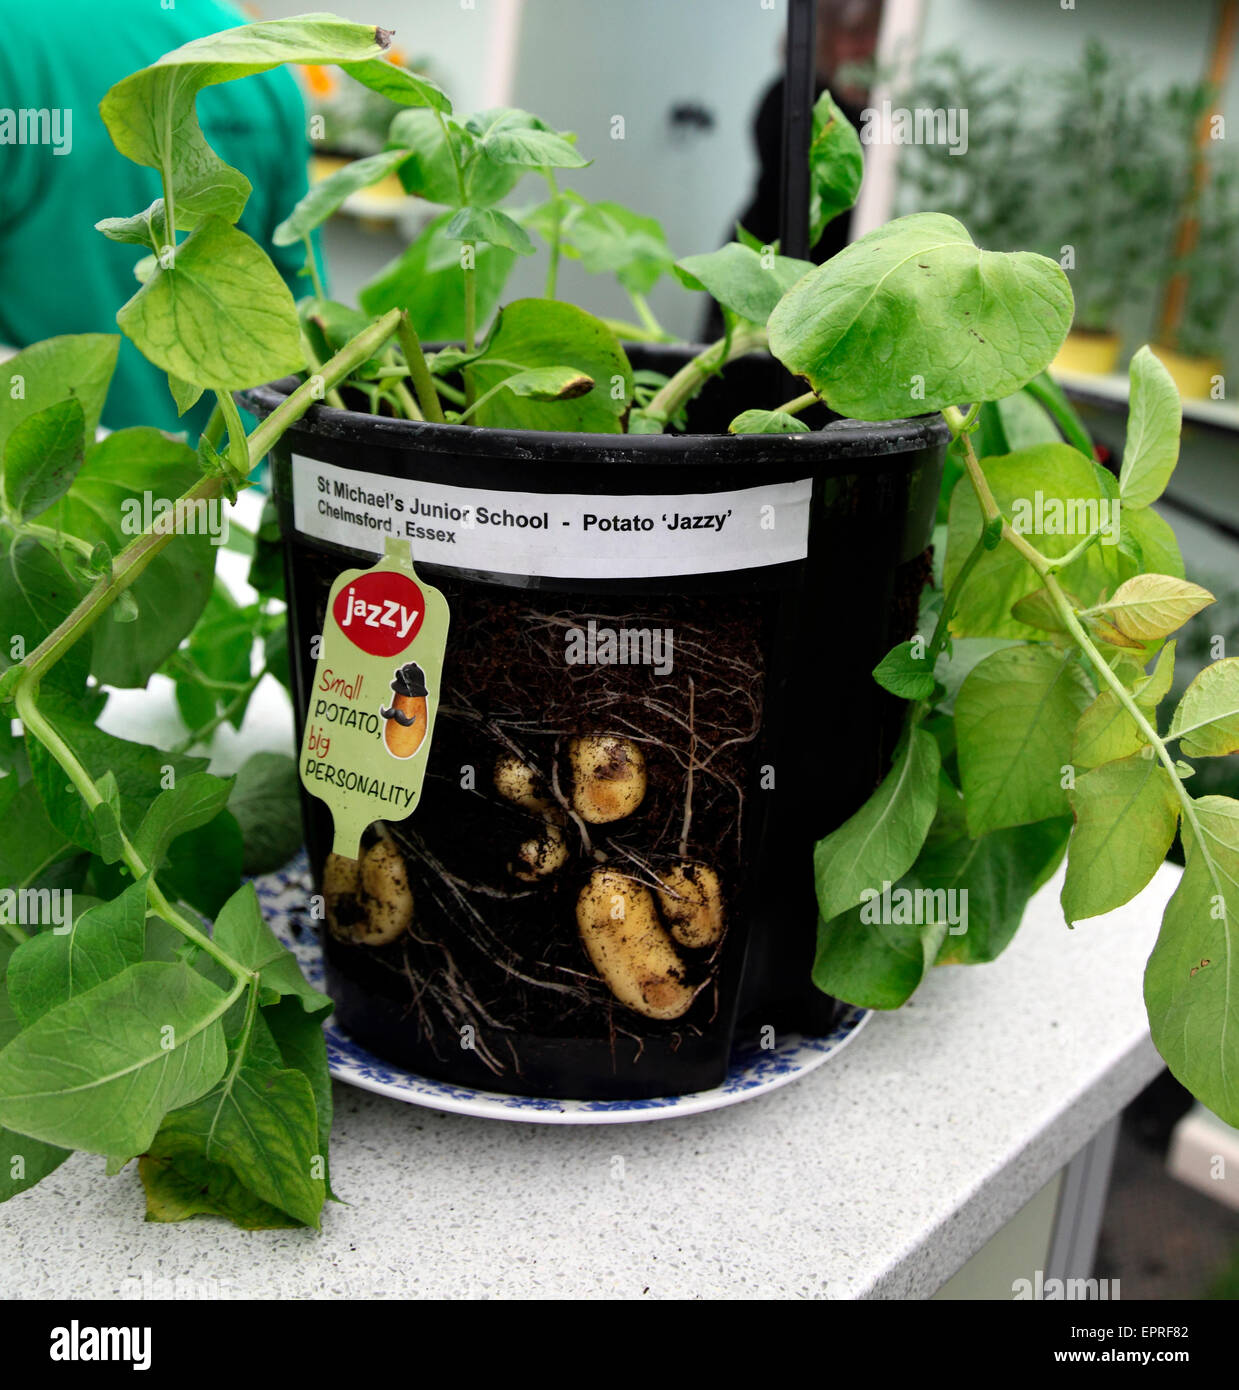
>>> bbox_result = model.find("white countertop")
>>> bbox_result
[1,856,1177,1300]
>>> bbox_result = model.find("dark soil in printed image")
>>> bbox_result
[311,575,769,1084]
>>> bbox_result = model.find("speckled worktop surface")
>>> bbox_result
[1,860,1177,1300]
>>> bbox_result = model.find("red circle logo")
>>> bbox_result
[332,570,426,657]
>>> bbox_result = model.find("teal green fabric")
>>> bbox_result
[0,0,314,433]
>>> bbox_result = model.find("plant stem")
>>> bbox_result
[302,233,327,301]
[644,325,767,425]
[18,522,95,562]
[299,334,347,410]
[200,401,225,450]
[216,390,251,481]
[397,314,447,423]
[628,291,664,339]
[926,530,986,667]
[170,673,262,755]
[463,246,477,355]
[544,168,561,299]
[390,376,423,421]
[776,390,819,417]
[599,316,673,344]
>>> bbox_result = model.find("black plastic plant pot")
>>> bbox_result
[242,346,947,1101]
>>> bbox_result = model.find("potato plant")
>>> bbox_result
[0,11,1235,1231]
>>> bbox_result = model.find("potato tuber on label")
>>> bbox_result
[381,661,429,759]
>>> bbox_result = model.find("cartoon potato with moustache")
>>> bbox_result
[381,661,430,759]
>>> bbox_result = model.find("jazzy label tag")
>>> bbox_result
[299,537,450,857]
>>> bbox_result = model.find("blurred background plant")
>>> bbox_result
[301,45,440,156]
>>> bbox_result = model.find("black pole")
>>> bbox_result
[779,0,817,260]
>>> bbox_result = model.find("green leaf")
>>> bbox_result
[96,200,169,248]
[386,110,477,206]
[100,15,390,232]
[471,299,633,433]
[6,876,149,1027]
[1145,796,1239,1124]
[944,444,1132,638]
[2,399,86,521]
[228,752,303,875]
[168,373,204,417]
[813,723,940,923]
[1120,346,1182,509]
[213,884,330,1015]
[273,148,411,245]
[42,428,214,687]
[262,997,334,1195]
[117,218,304,390]
[339,57,451,112]
[956,644,1093,835]
[138,1143,301,1228]
[932,815,1073,963]
[768,212,1073,421]
[360,210,516,340]
[489,366,595,402]
[549,195,675,296]
[872,639,936,700]
[0,335,118,457]
[0,961,228,1154]
[1097,575,1213,643]
[0,781,81,891]
[0,946,70,1203]
[161,812,244,920]
[1073,641,1175,769]
[728,409,810,435]
[0,527,88,700]
[1010,586,1071,633]
[133,772,235,870]
[146,1047,324,1228]
[1062,754,1180,923]
[675,243,813,326]
[994,390,1061,451]
[1169,658,1239,758]
[1123,505,1184,580]
[444,205,535,256]
[809,90,864,244]
[814,896,947,1010]
[474,111,588,169]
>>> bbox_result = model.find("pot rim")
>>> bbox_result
[241,371,950,467]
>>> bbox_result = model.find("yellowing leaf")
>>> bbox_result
[1100,574,1214,642]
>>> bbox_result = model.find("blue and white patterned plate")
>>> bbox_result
[254,852,873,1125]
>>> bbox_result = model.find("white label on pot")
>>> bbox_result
[291,456,812,579]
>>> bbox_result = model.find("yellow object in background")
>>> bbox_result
[1150,343,1226,401]
[1052,330,1122,377]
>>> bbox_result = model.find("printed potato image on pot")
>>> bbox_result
[381,661,430,759]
